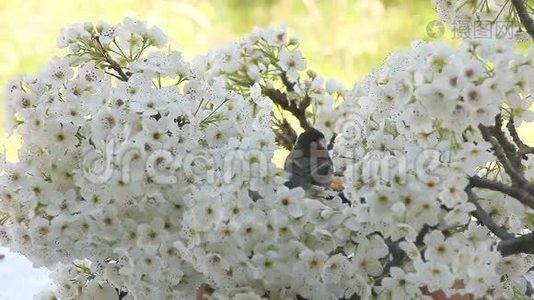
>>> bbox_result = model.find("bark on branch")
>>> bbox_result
[512,0,534,40]
[507,117,534,158]
[264,87,311,131]
[469,175,534,210]
[498,231,534,256]
[465,183,514,239]
[469,115,534,257]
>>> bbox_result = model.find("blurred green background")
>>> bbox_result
[0,0,466,160]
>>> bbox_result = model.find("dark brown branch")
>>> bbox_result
[488,134,526,185]
[512,0,534,40]
[470,116,534,257]
[518,145,534,157]
[479,122,526,185]
[507,117,527,151]
[104,71,125,81]
[479,117,534,197]
[469,175,534,209]
[264,88,310,130]
[492,115,522,169]
[280,72,296,92]
[469,177,534,256]
[498,231,534,256]
[465,183,515,239]
[507,117,534,158]
[382,238,406,277]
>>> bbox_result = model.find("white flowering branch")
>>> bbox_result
[5,14,534,299]
[94,37,130,82]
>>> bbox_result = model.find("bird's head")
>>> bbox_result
[294,128,327,154]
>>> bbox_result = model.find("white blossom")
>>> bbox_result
[2,15,534,300]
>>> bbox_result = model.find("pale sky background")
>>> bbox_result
[0,247,53,300]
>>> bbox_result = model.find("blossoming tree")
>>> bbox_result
[3,1,534,299]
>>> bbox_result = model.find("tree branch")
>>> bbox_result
[105,59,130,82]
[471,116,534,257]
[264,87,310,130]
[479,123,526,185]
[469,175,534,210]
[512,0,534,40]
[490,115,523,170]
[479,116,534,197]
[465,183,515,239]
[507,117,534,158]
[498,231,534,256]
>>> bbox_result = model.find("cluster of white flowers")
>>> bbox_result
[2,9,534,300]
[0,19,380,300]
[198,25,347,146]
[331,37,534,297]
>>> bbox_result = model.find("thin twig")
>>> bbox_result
[95,37,130,82]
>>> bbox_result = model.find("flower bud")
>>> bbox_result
[288,35,300,46]
[307,69,317,79]
[84,22,94,34]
